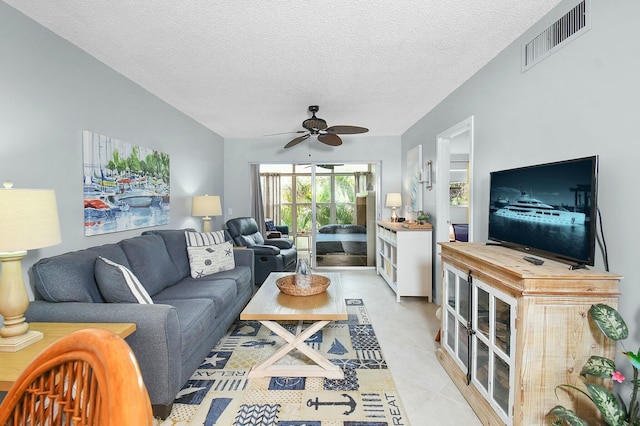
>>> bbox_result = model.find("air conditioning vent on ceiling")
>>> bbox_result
[522,0,590,71]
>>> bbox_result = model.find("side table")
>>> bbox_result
[0,322,136,391]
[295,232,311,258]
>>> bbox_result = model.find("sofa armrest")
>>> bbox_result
[25,300,182,405]
[275,225,289,235]
[263,238,294,249]
[233,248,255,285]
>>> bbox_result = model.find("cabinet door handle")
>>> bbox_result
[467,322,476,336]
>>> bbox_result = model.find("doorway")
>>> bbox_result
[434,116,474,304]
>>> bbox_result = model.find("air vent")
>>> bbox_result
[522,0,590,71]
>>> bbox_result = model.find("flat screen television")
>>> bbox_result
[488,155,598,267]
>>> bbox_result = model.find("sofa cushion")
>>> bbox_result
[186,242,235,278]
[153,278,237,318]
[204,265,253,295]
[32,243,129,303]
[185,230,226,246]
[95,257,154,304]
[164,298,216,363]
[265,220,277,231]
[120,234,182,296]
[142,229,193,279]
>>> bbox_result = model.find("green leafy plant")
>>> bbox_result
[416,212,430,223]
[548,304,640,426]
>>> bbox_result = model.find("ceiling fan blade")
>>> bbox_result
[326,125,369,135]
[263,130,307,137]
[317,133,342,146]
[284,133,310,148]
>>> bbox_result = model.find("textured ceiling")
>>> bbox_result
[5,0,561,139]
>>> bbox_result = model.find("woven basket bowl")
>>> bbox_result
[276,274,331,296]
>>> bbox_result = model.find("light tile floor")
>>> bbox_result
[322,268,483,426]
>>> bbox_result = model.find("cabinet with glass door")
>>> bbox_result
[443,263,516,425]
[437,242,621,426]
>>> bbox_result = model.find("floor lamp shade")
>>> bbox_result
[192,194,222,233]
[0,183,61,351]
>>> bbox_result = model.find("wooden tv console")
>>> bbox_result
[437,242,621,425]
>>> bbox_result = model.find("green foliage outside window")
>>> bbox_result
[275,173,356,232]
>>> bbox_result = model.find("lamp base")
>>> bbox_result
[0,330,43,352]
[390,207,398,222]
[202,217,212,233]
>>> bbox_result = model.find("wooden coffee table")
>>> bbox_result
[0,322,136,391]
[240,272,347,379]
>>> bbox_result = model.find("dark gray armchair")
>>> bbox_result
[225,217,297,284]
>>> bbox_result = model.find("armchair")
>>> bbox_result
[226,217,297,284]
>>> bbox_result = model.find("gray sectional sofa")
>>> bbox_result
[25,229,254,419]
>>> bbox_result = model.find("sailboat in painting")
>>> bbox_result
[82,130,170,235]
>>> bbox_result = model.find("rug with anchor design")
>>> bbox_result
[153,298,410,426]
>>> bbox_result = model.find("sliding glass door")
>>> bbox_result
[258,162,379,268]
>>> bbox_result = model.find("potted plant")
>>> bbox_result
[548,304,639,426]
[416,211,430,225]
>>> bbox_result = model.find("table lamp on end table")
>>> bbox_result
[192,194,222,233]
[385,193,402,222]
[0,181,61,352]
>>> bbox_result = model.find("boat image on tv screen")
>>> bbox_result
[488,156,598,266]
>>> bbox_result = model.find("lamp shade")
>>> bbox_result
[0,184,61,252]
[192,195,222,217]
[385,193,402,208]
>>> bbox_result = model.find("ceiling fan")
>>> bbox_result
[281,105,369,149]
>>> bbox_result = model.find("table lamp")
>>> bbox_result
[192,194,222,233]
[385,193,402,222]
[0,181,61,352]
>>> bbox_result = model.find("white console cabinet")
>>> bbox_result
[376,221,432,302]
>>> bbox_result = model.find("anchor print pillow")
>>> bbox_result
[186,241,235,278]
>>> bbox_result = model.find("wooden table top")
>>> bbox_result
[241,272,347,321]
[0,322,136,391]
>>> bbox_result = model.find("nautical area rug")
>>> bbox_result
[153,298,410,426]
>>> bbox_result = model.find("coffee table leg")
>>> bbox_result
[248,320,344,379]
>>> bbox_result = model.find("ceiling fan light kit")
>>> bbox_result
[283,105,369,149]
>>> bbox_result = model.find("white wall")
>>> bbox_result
[223,135,402,221]
[0,3,225,293]
[403,0,640,374]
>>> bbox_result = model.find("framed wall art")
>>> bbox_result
[82,130,170,236]
[404,144,423,216]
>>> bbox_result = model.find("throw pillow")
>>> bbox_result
[185,230,226,247]
[265,220,277,231]
[187,241,235,278]
[94,257,154,304]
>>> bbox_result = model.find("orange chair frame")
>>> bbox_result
[0,328,153,425]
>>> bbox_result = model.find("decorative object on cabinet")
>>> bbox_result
[191,194,222,232]
[376,221,432,302]
[385,193,402,222]
[0,182,61,352]
[438,242,621,426]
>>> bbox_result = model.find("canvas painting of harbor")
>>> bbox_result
[83,131,170,236]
